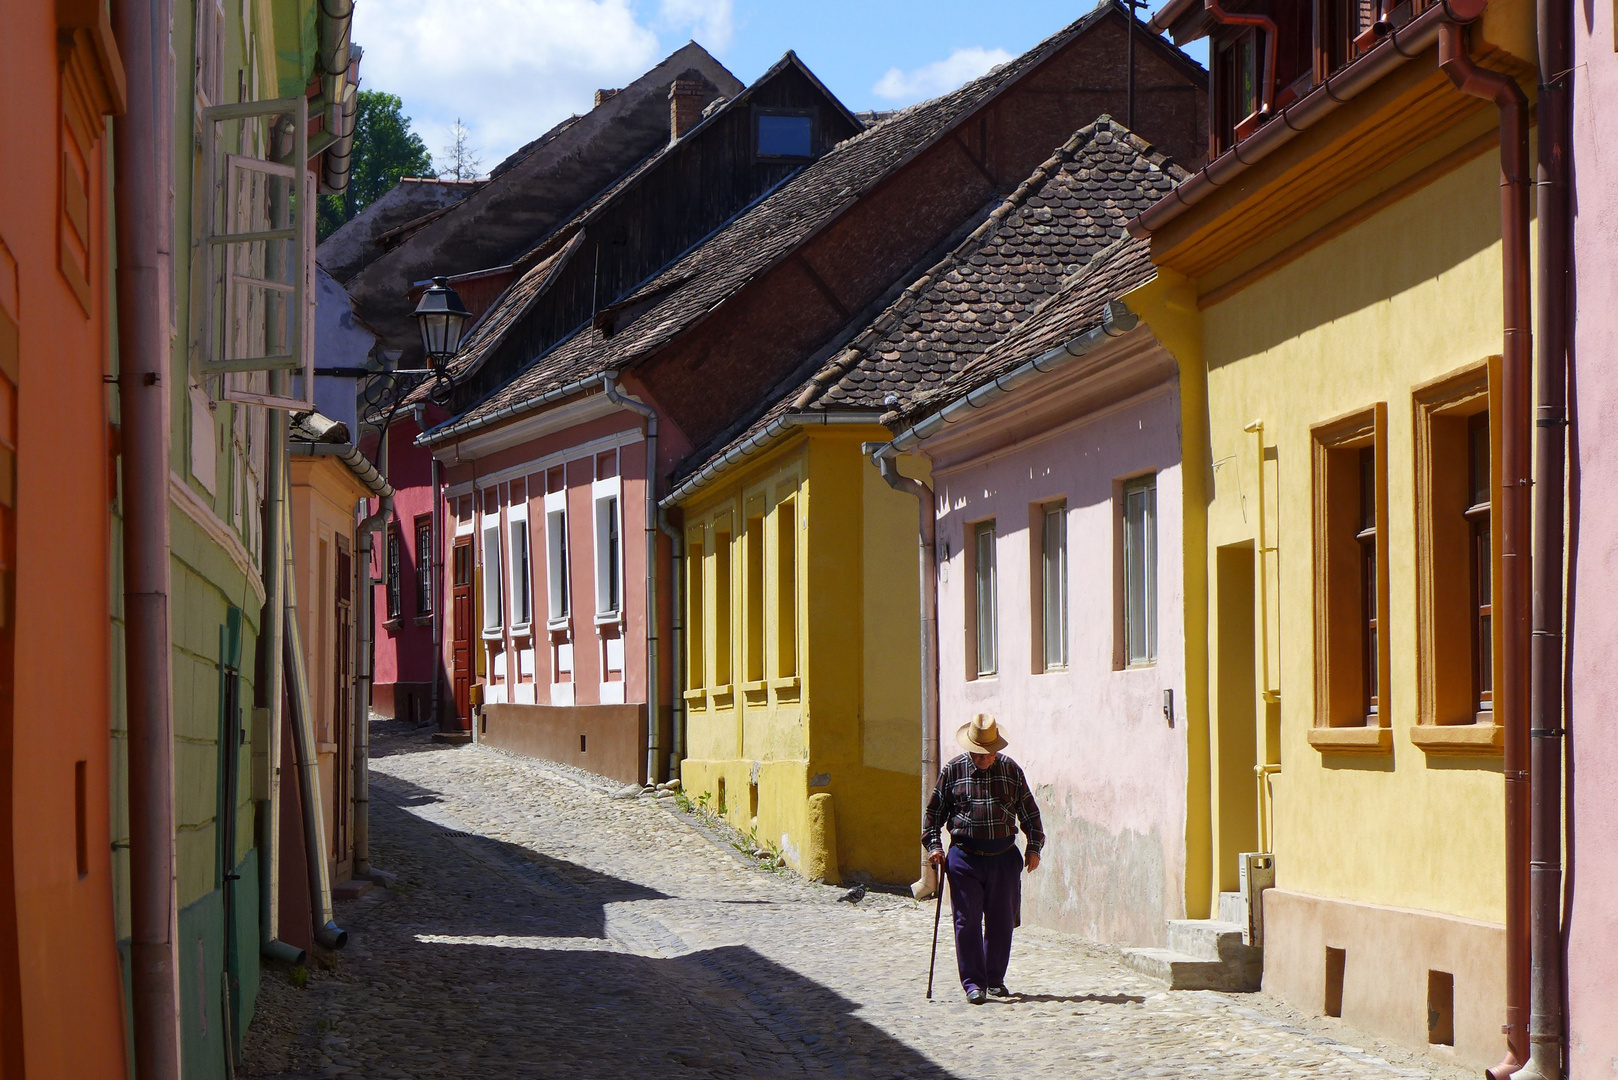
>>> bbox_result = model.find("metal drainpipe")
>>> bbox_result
[353,433,391,878]
[1438,22,1533,1079]
[601,375,663,785]
[1518,0,1572,1074]
[419,406,446,732]
[657,508,685,776]
[112,0,183,1066]
[280,508,347,949]
[869,447,940,900]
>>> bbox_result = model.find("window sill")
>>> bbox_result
[740,679,767,693]
[682,688,707,703]
[1307,726,1393,754]
[547,617,571,633]
[413,614,434,627]
[594,611,622,628]
[383,618,402,631]
[768,676,800,692]
[481,629,504,642]
[510,624,532,640]
[1410,722,1503,755]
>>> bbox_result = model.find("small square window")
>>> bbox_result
[756,112,813,159]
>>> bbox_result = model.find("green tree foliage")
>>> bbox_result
[317,90,434,240]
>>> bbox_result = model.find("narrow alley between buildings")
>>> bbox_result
[243,722,1476,1080]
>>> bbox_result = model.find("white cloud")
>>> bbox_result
[352,0,733,172]
[872,46,1013,104]
[656,0,734,52]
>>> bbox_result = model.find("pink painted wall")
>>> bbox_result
[367,411,445,722]
[1566,5,1618,1070]
[932,381,1187,946]
[436,375,693,763]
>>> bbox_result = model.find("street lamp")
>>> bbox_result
[411,276,471,404]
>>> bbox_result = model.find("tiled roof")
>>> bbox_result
[421,3,1138,446]
[896,234,1159,424]
[669,117,1183,484]
[401,236,580,408]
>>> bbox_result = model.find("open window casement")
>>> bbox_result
[197,97,316,410]
[480,508,503,636]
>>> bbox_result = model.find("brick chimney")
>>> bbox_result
[593,88,620,108]
[669,78,709,142]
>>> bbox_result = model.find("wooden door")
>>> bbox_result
[452,537,473,728]
[333,536,353,869]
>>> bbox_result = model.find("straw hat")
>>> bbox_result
[957,713,1008,755]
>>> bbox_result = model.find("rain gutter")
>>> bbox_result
[417,372,608,448]
[287,441,394,497]
[659,411,886,509]
[886,301,1137,453]
[1126,0,1489,240]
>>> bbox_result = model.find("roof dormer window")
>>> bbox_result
[755,110,814,161]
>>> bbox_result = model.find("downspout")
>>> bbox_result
[869,447,940,900]
[1205,0,1279,116]
[657,509,686,776]
[112,0,183,1067]
[1438,23,1532,1079]
[353,434,392,878]
[256,411,301,967]
[1518,0,1572,1074]
[419,405,446,732]
[280,506,347,949]
[601,374,663,784]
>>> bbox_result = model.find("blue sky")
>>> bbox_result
[352,0,1198,173]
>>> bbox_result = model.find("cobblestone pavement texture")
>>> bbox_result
[243,722,1478,1080]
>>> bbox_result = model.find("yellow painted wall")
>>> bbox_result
[1190,150,1519,924]
[677,425,922,885]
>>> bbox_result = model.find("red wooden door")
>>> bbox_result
[452,538,473,728]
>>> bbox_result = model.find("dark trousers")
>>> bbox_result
[945,845,1022,993]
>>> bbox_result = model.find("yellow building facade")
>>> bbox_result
[675,425,924,886]
[1130,0,1537,1066]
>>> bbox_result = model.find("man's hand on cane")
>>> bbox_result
[928,850,946,867]
[1024,851,1040,872]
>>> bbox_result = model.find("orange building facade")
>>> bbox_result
[0,0,131,1076]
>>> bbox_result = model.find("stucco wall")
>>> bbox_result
[1196,149,1516,1067]
[1567,3,1618,1071]
[932,382,1187,945]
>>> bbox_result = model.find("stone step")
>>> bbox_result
[1218,890,1245,924]
[1168,918,1253,962]
[1121,947,1246,992]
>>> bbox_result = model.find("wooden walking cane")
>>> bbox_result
[926,862,945,999]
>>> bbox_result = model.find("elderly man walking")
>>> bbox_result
[924,713,1045,1004]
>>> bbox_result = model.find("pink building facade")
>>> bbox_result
[1566,3,1618,1069]
[431,373,691,785]
[922,328,1188,946]
[368,411,449,727]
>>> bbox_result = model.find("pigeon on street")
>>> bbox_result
[838,884,866,904]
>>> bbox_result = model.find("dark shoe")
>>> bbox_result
[987,985,1011,998]
[966,988,987,1005]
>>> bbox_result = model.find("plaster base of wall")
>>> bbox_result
[479,702,648,785]
[1262,888,1504,1069]
[371,681,435,723]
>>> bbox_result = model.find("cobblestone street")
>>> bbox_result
[243,725,1477,1080]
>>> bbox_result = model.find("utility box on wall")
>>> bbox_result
[1240,852,1276,947]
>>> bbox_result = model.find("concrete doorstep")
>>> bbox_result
[1122,915,1263,992]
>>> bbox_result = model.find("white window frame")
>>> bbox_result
[198,97,315,410]
[507,502,532,632]
[545,490,570,630]
[1123,475,1159,666]
[592,477,623,623]
[480,496,502,638]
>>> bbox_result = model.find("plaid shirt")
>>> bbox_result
[923,753,1044,857]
